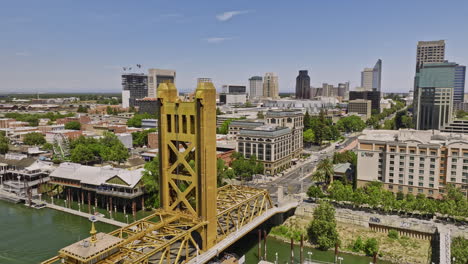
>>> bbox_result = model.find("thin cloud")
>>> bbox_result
[15,51,30,57]
[216,10,251,22]
[205,37,233,44]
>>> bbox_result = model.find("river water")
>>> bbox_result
[0,200,392,264]
[0,200,116,264]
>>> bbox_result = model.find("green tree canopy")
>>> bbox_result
[141,157,160,208]
[231,153,264,180]
[127,113,157,128]
[64,121,81,130]
[307,201,339,250]
[451,236,468,264]
[23,132,46,145]
[70,144,95,164]
[363,238,379,256]
[0,133,9,154]
[336,116,366,133]
[77,105,88,113]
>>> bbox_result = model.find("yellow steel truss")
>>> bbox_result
[41,82,274,264]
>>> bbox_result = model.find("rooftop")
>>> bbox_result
[50,163,144,188]
[358,129,468,145]
[60,232,122,261]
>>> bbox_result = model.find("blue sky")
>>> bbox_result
[0,0,467,94]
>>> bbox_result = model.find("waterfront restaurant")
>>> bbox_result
[0,153,53,196]
[49,162,145,215]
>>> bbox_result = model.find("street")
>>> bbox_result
[248,134,359,203]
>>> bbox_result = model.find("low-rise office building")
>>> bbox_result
[357,129,468,198]
[348,99,371,120]
[228,120,264,139]
[237,125,292,175]
[236,110,304,175]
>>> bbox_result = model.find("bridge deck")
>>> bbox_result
[41,185,288,264]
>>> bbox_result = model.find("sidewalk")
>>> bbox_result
[46,203,127,227]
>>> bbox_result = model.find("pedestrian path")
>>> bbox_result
[46,203,127,227]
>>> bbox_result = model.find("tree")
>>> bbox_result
[366,116,379,129]
[303,129,315,146]
[216,108,224,115]
[132,128,157,147]
[141,157,160,208]
[307,201,339,250]
[0,133,8,154]
[451,237,468,264]
[23,132,46,145]
[328,181,353,201]
[70,144,95,164]
[257,111,264,119]
[352,236,364,252]
[127,113,155,128]
[315,158,334,185]
[217,120,231,134]
[65,121,81,130]
[307,185,324,199]
[363,238,379,256]
[304,111,311,130]
[77,105,88,113]
[336,116,366,133]
[217,158,228,187]
[231,153,264,180]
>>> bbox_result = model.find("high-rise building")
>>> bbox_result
[295,70,310,99]
[222,85,246,94]
[361,59,382,91]
[454,65,467,103]
[309,82,349,100]
[121,73,148,108]
[349,90,381,112]
[416,40,445,71]
[147,69,176,98]
[249,76,263,99]
[414,61,465,130]
[263,72,279,99]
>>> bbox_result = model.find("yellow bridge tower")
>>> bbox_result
[157,81,217,249]
[42,81,273,264]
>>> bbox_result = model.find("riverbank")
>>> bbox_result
[271,214,431,264]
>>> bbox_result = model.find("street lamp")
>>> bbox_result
[126,214,129,224]
[308,251,312,263]
[0,175,3,189]
[275,252,278,264]
[337,256,344,264]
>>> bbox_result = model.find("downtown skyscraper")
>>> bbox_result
[295,70,310,99]
[263,72,279,99]
[416,40,446,71]
[248,76,263,99]
[361,59,382,91]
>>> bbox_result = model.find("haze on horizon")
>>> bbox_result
[0,0,467,94]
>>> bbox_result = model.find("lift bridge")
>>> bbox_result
[42,82,296,264]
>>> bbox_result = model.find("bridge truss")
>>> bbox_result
[42,185,272,264]
[42,82,274,264]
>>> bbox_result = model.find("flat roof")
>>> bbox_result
[60,232,122,261]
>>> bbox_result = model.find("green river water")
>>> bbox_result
[0,200,392,264]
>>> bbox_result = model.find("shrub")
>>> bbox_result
[352,236,364,252]
[307,185,324,199]
[388,229,399,239]
[363,238,379,256]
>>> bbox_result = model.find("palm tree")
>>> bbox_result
[316,158,334,185]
